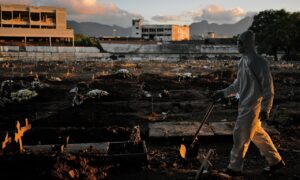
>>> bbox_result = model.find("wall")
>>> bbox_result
[172,25,190,41]
[0,51,110,61]
[101,43,238,54]
[0,46,108,61]
[0,45,240,62]
[0,46,100,53]
[56,9,67,30]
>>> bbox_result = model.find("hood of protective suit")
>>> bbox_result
[239,30,255,50]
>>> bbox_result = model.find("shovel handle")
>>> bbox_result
[190,101,216,146]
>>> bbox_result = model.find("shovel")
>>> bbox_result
[179,101,216,159]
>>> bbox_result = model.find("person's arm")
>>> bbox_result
[253,60,274,114]
[222,78,240,97]
[221,60,241,97]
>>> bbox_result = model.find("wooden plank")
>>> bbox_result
[195,149,214,180]
[149,121,214,138]
[65,143,109,154]
[23,143,109,155]
[209,122,235,135]
[149,121,280,138]
[23,145,53,154]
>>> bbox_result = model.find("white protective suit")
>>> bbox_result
[221,31,282,172]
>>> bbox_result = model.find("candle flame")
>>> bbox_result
[2,132,12,150]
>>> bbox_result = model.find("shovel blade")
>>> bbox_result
[179,144,187,159]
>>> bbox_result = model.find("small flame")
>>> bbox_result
[14,119,31,153]
[179,144,187,159]
[2,132,12,150]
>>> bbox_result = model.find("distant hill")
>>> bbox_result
[68,16,253,37]
[67,21,131,37]
[190,16,253,37]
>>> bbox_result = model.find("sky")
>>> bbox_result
[1,0,300,27]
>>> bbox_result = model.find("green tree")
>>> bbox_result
[249,9,300,61]
[74,34,100,47]
[249,9,289,61]
[283,12,300,60]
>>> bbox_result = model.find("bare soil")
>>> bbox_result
[0,60,299,179]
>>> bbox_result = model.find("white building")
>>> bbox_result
[131,19,190,41]
[131,19,142,38]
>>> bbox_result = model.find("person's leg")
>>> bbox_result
[228,117,257,172]
[252,121,282,166]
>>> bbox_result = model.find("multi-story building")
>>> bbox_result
[131,19,142,38]
[132,19,190,41]
[0,4,74,46]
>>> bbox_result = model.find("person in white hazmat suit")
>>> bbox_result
[214,30,285,176]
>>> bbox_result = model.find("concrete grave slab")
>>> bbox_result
[209,122,235,136]
[149,121,214,138]
[149,121,280,138]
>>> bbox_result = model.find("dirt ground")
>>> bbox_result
[0,60,299,180]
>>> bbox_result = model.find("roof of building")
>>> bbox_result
[0,4,66,11]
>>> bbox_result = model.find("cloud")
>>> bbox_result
[0,0,143,27]
[151,15,181,23]
[44,0,143,26]
[151,4,247,24]
[195,5,246,23]
[47,0,118,15]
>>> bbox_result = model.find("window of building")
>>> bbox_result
[41,13,56,23]
[13,11,20,20]
[2,11,12,20]
[31,25,40,28]
[41,25,56,29]
[21,12,29,21]
[2,24,13,28]
[12,11,29,22]
[13,25,29,28]
[31,13,40,21]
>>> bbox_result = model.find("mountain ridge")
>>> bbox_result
[67,16,253,37]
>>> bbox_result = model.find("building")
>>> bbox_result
[207,32,216,39]
[132,19,142,38]
[132,19,190,41]
[0,4,74,46]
